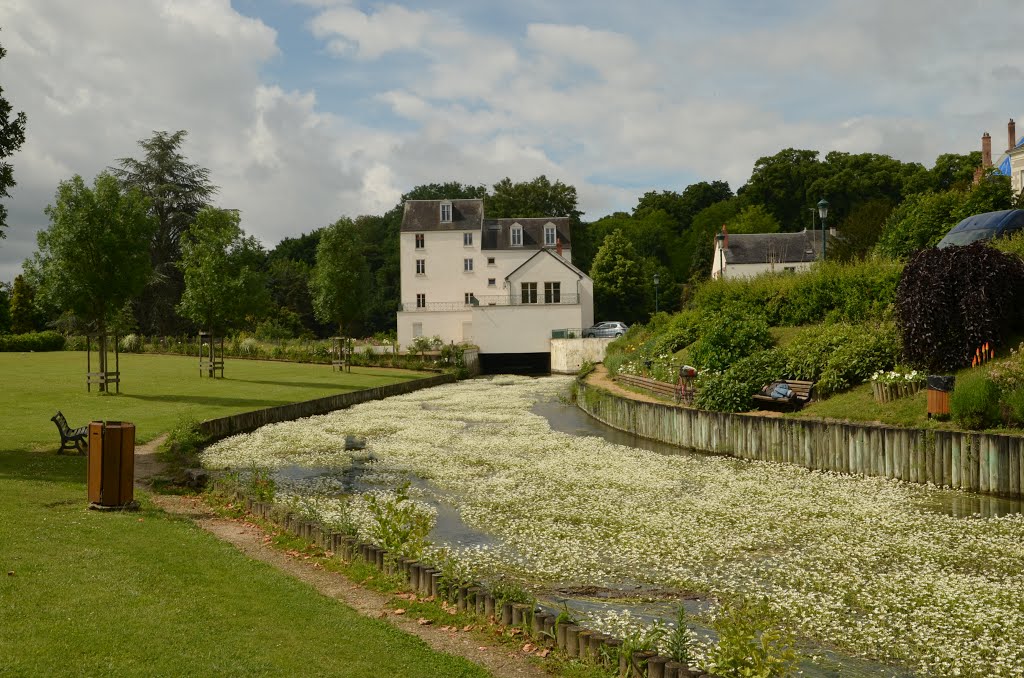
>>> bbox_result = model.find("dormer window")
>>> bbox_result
[544,224,556,246]
[510,224,523,247]
[440,201,452,223]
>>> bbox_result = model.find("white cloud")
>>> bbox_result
[5,0,1024,284]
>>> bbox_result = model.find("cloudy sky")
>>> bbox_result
[0,0,1021,282]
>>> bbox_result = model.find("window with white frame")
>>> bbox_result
[464,292,477,305]
[440,202,452,222]
[487,257,495,265]
[521,282,537,304]
[463,258,473,272]
[416,293,426,308]
[487,278,496,287]
[413,322,423,337]
[415,233,425,249]
[510,225,523,247]
[463,232,473,246]
[544,281,561,303]
[544,224,556,246]
[415,259,425,275]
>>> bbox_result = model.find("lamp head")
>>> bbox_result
[817,198,830,220]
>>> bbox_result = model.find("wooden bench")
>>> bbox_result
[51,411,88,454]
[752,380,814,411]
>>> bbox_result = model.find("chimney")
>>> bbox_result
[1010,119,1017,152]
[983,132,993,167]
[556,237,562,257]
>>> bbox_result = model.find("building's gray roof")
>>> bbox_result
[401,199,484,232]
[481,217,572,251]
[723,230,824,265]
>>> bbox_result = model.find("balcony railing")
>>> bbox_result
[401,293,580,312]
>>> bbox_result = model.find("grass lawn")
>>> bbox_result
[0,352,427,452]
[0,452,488,677]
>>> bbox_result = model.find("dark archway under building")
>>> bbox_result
[478,352,551,375]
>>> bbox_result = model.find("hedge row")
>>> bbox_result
[689,258,903,326]
[0,331,66,352]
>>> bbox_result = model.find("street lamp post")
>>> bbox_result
[817,198,830,261]
[653,272,660,314]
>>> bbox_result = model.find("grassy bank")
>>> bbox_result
[0,452,487,677]
[0,352,426,452]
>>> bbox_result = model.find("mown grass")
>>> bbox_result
[0,452,488,677]
[0,352,426,452]
[796,381,935,427]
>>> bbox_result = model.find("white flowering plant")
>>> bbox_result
[202,376,1024,677]
[870,368,925,385]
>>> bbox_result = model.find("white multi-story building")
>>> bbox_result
[396,198,594,357]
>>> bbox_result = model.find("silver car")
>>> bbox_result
[583,321,629,338]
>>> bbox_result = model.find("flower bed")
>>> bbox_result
[204,376,1024,677]
[871,369,925,403]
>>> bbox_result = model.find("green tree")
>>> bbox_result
[684,199,742,282]
[637,180,734,230]
[177,207,270,336]
[9,273,40,333]
[808,152,930,223]
[875,176,1012,259]
[0,34,27,240]
[310,217,371,337]
[267,258,317,331]
[35,173,155,389]
[0,282,9,333]
[590,230,648,324]
[112,130,217,334]
[485,175,582,220]
[739,149,823,229]
[931,152,982,192]
[727,204,781,234]
[830,199,893,262]
[268,230,322,267]
[875,191,964,258]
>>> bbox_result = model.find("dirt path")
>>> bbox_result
[134,434,168,487]
[134,441,545,677]
[585,364,677,405]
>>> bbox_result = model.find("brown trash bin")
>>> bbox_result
[926,375,955,419]
[87,421,135,507]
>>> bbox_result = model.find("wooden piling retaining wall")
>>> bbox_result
[577,381,1024,500]
[199,373,455,440]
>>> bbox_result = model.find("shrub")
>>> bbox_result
[649,309,702,356]
[950,371,1001,430]
[706,597,800,678]
[690,304,772,372]
[991,229,1024,262]
[695,349,788,412]
[0,330,66,352]
[896,243,1024,372]
[119,333,141,353]
[1000,386,1024,427]
[690,258,902,326]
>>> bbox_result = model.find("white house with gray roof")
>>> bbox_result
[397,198,594,355]
[710,227,826,280]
